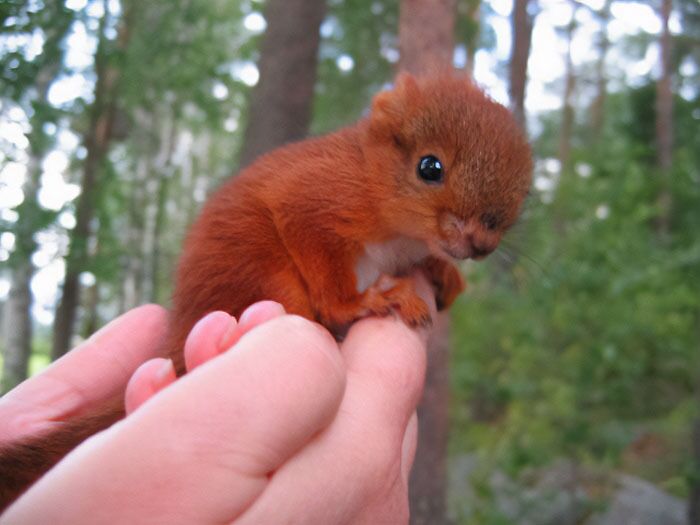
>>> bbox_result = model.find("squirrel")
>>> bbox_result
[0,72,532,510]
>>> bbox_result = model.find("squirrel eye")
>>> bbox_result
[417,155,444,184]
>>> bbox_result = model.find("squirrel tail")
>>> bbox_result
[0,397,124,512]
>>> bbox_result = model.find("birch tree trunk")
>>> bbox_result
[398,2,456,523]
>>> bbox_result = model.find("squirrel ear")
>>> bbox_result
[369,73,420,143]
[394,72,420,98]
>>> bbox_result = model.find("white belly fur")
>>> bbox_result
[354,237,431,293]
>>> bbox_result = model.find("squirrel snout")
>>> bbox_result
[439,212,499,260]
[443,234,494,260]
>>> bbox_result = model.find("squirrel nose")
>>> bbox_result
[439,212,498,260]
[464,233,493,259]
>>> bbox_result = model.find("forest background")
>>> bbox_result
[1,0,699,523]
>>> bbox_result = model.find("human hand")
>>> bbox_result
[2,277,434,524]
[0,304,168,446]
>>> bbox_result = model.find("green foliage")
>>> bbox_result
[122,0,251,123]
[312,0,398,133]
[449,82,700,516]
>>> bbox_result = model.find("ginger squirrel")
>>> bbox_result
[167,72,531,370]
[0,72,532,509]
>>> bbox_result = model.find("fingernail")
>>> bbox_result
[153,358,175,386]
[189,311,231,341]
[238,301,286,330]
[217,317,240,352]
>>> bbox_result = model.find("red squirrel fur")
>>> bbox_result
[0,73,532,509]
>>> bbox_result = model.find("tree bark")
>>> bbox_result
[409,313,452,525]
[509,0,534,133]
[79,283,100,339]
[398,0,456,75]
[238,0,326,167]
[397,2,456,524]
[655,0,673,239]
[52,0,131,359]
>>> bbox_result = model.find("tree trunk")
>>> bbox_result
[80,282,100,339]
[397,2,456,524]
[655,0,673,239]
[146,110,177,304]
[52,0,131,359]
[557,2,578,175]
[2,261,33,393]
[409,313,452,525]
[238,0,326,167]
[398,0,456,75]
[509,0,534,133]
[590,0,611,137]
[121,155,148,312]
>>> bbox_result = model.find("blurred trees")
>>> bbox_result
[0,1,74,390]
[448,0,700,521]
[51,0,129,359]
[0,0,699,523]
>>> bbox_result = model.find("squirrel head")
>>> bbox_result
[364,72,532,260]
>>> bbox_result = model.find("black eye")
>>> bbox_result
[417,155,444,183]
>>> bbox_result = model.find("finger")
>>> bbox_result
[341,315,428,437]
[184,303,286,372]
[3,316,346,524]
[0,304,168,443]
[183,311,235,371]
[230,301,286,348]
[124,358,176,415]
[401,412,419,485]
[236,314,428,524]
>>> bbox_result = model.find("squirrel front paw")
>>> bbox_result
[362,275,432,328]
[422,257,466,310]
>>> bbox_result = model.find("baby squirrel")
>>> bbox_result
[0,72,532,509]
[167,72,532,370]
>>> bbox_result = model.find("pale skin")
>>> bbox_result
[0,275,436,524]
